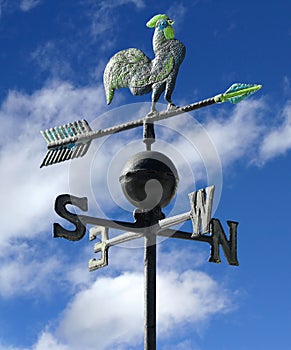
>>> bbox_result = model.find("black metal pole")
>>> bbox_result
[144,232,157,350]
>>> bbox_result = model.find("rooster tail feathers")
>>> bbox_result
[103,61,118,105]
[105,86,114,105]
[103,48,152,104]
[103,69,115,105]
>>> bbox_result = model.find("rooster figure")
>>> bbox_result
[103,14,186,114]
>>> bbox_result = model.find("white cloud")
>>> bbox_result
[167,2,188,27]
[0,81,274,350]
[0,81,104,247]
[58,272,144,350]
[31,41,73,80]
[0,0,40,19]
[33,332,70,350]
[20,0,42,12]
[28,268,233,350]
[204,99,267,166]
[0,241,65,298]
[283,76,291,96]
[89,0,144,40]
[0,229,234,349]
[0,78,280,301]
[259,101,291,162]
[0,80,110,302]
[0,76,290,350]
[161,339,201,350]
[0,344,29,350]
[157,270,232,331]
[101,0,145,10]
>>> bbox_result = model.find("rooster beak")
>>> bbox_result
[168,19,174,26]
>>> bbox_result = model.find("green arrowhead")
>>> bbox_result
[214,83,262,104]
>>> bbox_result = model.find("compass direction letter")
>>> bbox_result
[209,219,239,266]
[189,185,215,236]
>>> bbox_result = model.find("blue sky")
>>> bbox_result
[0,0,291,349]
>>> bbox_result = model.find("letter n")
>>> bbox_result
[209,219,239,266]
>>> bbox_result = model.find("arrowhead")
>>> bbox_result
[214,83,262,104]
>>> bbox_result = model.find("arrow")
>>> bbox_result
[213,83,262,104]
[40,83,262,167]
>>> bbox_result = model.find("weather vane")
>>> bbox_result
[40,14,262,350]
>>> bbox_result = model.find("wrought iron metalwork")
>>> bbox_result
[54,191,239,267]
[53,179,239,350]
[104,14,186,114]
[41,13,263,350]
[40,83,261,167]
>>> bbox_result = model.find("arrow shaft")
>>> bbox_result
[47,97,216,150]
[47,118,144,149]
[41,83,261,167]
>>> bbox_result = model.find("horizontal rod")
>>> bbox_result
[80,212,194,234]
[78,213,212,244]
[93,231,143,252]
[80,214,148,233]
[157,227,212,244]
[159,211,191,229]
[47,97,216,149]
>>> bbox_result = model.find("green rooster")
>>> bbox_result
[103,14,186,114]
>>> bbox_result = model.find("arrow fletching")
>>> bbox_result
[40,119,92,167]
[214,83,262,104]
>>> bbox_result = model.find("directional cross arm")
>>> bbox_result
[158,211,191,229]
[89,226,143,271]
[54,191,239,269]
[158,219,239,266]
[87,217,239,271]
[158,185,215,236]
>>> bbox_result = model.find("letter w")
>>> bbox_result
[189,185,215,236]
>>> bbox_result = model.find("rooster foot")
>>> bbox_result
[167,103,179,111]
[147,103,159,116]
[147,109,159,117]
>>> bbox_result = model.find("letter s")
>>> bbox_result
[54,194,88,241]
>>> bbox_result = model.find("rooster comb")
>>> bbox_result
[146,14,168,28]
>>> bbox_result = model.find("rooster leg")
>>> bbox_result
[149,102,158,115]
[150,82,166,113]
[165,71,179,110]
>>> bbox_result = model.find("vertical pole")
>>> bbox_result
[143,119,155,151]
[144,232,157,350]
[142,117,158,349]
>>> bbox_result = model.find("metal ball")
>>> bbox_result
[119,151,179,210]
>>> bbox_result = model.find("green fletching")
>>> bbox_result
[164,26,175,39]
[146,14,168,28]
